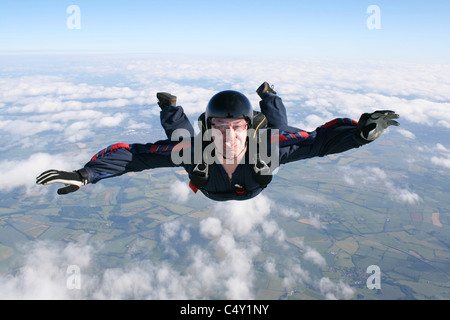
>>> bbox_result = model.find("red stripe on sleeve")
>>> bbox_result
[90,143,130,161]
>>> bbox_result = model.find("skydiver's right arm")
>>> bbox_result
[36,140,191,194]
[83,142,181,183]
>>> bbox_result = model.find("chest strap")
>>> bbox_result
[189,158,272,194]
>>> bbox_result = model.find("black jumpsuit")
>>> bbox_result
[83,94,369,201]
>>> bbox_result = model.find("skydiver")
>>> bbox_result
[36,82,400,201]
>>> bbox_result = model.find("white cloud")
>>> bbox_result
[261,219,285,241]
[2,56,450,168]
[282,263,311,292]
[0,193,355,300]
[199,217,222,239]
[307,213,325,230]
[279,207,301,219]
[397,128,416,139]
[0,119,64,137]
[214,195,273,237]
[294,114,329,131]
[340,165,422,205]
[318,277,355,300]
[98,113,127,127]
[169,179,191,203]
[2,54,447,301]
[436,143,448,152]
[0,75,138,105]
[160,220,191,245]
[0,152,87,194]
[431,156,450,168]
[0,239,92,300]
[264,258,278,276]
[304,247,327,268]
[122,56,450,130]
[430,143,450,169]
[92,261,193,300]
[0,74,147,149]
[3,56,450,132]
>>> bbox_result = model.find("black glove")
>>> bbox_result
[357,110,400,141]
[36,169,88,195]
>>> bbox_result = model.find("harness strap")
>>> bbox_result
[189,181,199,194]
[190,163,209,189]
[251,157,272,188]
[189,110,272,194]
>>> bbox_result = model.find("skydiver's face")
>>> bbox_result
[210,118,248,161]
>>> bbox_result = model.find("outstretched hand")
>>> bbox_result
[357,110,400,141]
[36,169,87,195]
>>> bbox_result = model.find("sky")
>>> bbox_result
[0,1,449,300]
[1,0,450,61]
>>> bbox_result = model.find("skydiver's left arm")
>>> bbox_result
[277,110,399,164]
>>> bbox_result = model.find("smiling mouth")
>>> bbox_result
[223,146,237,158]
[225,143,237,150]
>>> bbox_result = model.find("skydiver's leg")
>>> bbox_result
[160,105,195,138]
[257,83,299,132]
[157,92,194,139]
[259,94,288,128]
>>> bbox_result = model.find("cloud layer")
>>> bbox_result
[0,54,448,300]
[340,165,422,205]
[0,194,354,300]
[1,54,449,195]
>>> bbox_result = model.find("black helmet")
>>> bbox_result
[205,90,253,128]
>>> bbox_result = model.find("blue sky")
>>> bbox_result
[1,0,449,61]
